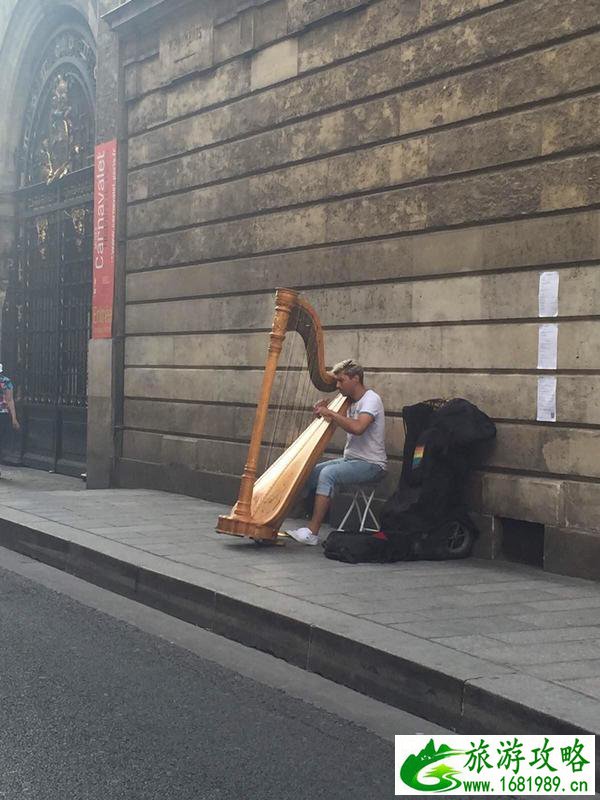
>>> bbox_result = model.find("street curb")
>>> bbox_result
[1,515,598,775]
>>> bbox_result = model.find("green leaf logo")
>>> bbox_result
[400,739,466,793]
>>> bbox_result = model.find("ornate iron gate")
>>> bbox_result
[2,25,96,475]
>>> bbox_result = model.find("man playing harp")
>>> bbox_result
[287,359,387,546]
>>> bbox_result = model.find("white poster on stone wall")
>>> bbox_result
[537,323,558,370]
[538,271,559,317]
[537,376,557,422]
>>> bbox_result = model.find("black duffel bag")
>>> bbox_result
[322,529,413,564]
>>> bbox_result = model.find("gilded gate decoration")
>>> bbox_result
[2,24,96,474]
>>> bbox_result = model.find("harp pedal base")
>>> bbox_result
[216,515,279,542]
[253,533,288,547]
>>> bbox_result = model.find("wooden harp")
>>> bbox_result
[217,288,349,542]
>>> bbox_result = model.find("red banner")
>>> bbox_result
[92,140,117,339]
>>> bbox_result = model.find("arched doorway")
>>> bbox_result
[2,22,96,475]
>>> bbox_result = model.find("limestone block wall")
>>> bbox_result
[114,0,600,578]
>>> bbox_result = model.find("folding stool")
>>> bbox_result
[338,476,385,532]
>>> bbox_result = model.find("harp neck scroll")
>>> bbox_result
[287,293,337,393]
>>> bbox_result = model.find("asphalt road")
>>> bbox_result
[0,548,447,800]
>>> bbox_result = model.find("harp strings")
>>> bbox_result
[285,318,319,453]
[286,347,305,454]
[264,315,297,471]
[263,313,317,473]
[285,330,307,450]
[293,344,314,444]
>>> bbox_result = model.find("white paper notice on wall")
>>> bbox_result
[538,271,559,317]
[537,323,558,369]
[537,376,557,422]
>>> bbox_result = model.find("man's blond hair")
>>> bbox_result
[331,358,364,383]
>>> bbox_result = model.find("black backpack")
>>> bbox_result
[379,398,496,554]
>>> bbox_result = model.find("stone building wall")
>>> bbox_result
[106,0,600,578]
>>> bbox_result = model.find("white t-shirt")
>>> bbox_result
[343,389,387,469]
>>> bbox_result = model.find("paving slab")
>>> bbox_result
[0,466,598,776]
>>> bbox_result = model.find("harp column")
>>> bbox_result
[232,287,299,520]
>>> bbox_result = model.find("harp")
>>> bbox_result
[217,288,349,542]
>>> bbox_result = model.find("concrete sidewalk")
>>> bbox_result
[0,467,598,763]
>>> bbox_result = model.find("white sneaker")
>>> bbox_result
[286,527,319,546]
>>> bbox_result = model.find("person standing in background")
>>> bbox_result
[0,363,20,476]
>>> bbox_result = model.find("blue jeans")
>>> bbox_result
[306,457,385,498]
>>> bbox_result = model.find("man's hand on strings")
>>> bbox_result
[314,400,337,422]
[313,399,329,416]
[316,405,335,421]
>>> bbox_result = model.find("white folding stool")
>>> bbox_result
[338,475,385,532]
